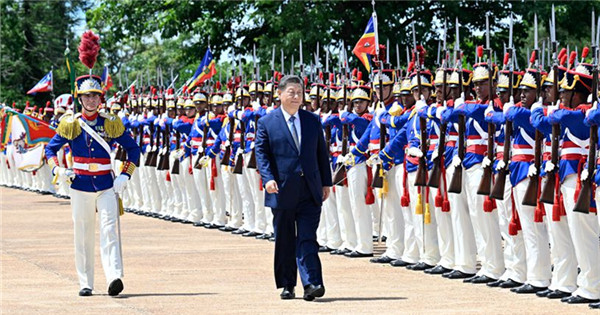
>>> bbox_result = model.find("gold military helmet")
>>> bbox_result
[351,85,372,101]
[184,98,195,109]
[235,86,250,98]
[193,92,207,103]
[249,81,265,94]
[222,93,234,105]
[210,94,223,105]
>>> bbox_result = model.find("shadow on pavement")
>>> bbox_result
[113,292,216,299]
[316,297,407,303]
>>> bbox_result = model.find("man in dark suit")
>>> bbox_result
[255,75,333,301]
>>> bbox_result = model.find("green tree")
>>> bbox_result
[1,0,91,110]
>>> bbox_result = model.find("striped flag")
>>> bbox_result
[188,48,217,90]
[26,71,53,95]
[352,16,378,73]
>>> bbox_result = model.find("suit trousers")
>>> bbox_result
[272,177,323,289]
[70,188,123,290]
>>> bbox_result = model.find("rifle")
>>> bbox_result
[246,45,260,169]
[233,93,246,174]
[222,69,237,167]
[540,6,561,204]
[333,84,348,186]
[477,14,495,196]
[193,111,210,170]
[523,15,545,206]
[413,22,429,187]
[573,12,600,213]
[491,14,516,200]
[158,68,171,171]
[448,17,465,194]
[428,19,448,188]
[371,60,387,188]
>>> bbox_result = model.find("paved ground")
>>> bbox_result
[0,187,595,314]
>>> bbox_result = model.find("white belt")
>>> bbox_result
[246,132,255,138]
[447,135,458,142]
[466,139,487,146]
[73,162,112,172]
[368,143,380,151]
[430,139,439,145]
[561,148,587,156]
[512,148,534,155]
[497,145,504,152]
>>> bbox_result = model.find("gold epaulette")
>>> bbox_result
[100,112,125,138]
[56,113,82,140]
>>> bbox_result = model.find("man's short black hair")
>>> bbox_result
[278,75,304,91]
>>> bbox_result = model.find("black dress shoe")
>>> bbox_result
[108,279,123,296]
[242,231,260,237]
[303,284,325,301]
[181,220,192,224]
[170,218,182,223]
[319,246,333,252]
[370,255,394,264]
[192,222,205,227]
[206,223,224,229]
[486,279,505,287]
[219,226,236,232]
[590,302,600,309]
[255,233,271,240]
[269,236,276,242]
[471,275,497,284]
[407,262,434,271]
[562,295,600,304]
[546,290,571,299]
[232,228,248,235]
[330,248,350,255]
[463,275,479,283]
[445,270,475,279]
[344,251,373,258]
[390,259,414,267]
[499,279,523,289]
[78,288,92,296]
[280,286,295,300]
[511,284,547,294]
[425,265,452,275]
[535,288,553,297]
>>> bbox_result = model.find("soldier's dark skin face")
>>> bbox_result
[520,88,536,108]
[474,80,496,103]
[167,108,176,118]
[498,90,510,104]
[561,90,589,109]
[214,104,225,115]
[401,94,416,108]
[435,84,451,103]
[195,101,207,112]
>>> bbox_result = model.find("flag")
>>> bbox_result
[4,108,55,146]
[65,47,80,111]
[188,48,217,90]
[26,71,53,95]
[353,16,378,73]
[101,65,113,91]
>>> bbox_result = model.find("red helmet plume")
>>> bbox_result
[78,30,100,70]
[477,45,484,58]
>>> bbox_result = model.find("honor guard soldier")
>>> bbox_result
[45,30,140,297]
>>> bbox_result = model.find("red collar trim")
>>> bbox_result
[82,112,98,121]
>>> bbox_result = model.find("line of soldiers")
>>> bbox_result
[3,31,600,312]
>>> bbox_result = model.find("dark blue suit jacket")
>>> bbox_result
[255,107,332,209]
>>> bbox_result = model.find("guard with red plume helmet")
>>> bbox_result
[44,29,140,299]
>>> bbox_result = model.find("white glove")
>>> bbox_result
[527,164,538,177]
[375,102,386,116]
[176,149,185,159]
[581,169,589,181]
[431,146,439,161]
[587,101,598,118]
[197,146,204,154]
[53,166,75,181]
[451,155,462,168]
[158,118,166,128]
[587,93,593,103]
[118,111,126,119]
[495,159,506,171]
[482,156,492,169]
[503,96,515,115]
[113,174,129,194]
[151,145,158,152]
[224,140,230,147]
[435,104,447,121]
[406,146,423,158]
[236,147,244,156]
[530,97,544,112]
[415,96,428,112]
[252,100,260,111]
[266,107,274,114]
[137,115,145,122]
[145,145,152,153]
[366,154,380,167]
[250,141,255,149]
[544,161,556,173]
[339,107,348,116]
